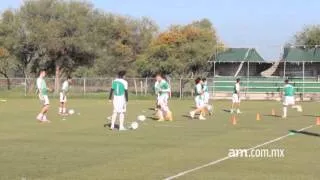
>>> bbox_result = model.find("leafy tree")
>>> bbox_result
[295,25,320,46]
[0,48,16,89]
[137,19,222,77]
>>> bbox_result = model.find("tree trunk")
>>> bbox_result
[4,74,11,90]
[55,65,61,94]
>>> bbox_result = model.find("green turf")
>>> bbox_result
[0,98,320,180]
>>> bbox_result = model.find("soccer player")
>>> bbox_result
[202,78,213,115]
[108,71,128,131]
[156,74,173,121]
[190,77,207,120]
[282,79,303,118]
[154,78,160,111]
[36,70,51,123]
[231,78,241,114]
[59,76,72,115]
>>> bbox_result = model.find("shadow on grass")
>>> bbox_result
[289,130,320,137]
[103,123,119,129]
[147,116,159,121]
[223,109,231,113]
[263,114,282,118]
[303,114,319,118]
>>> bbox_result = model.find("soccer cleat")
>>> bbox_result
[236,110,242,114]
[166,111,173,121]
[189,111,195,119]
[282,115,287,119]
[199,115,206,120]
[297,106,303,112]
[230,109,234,114]
[119,127,127,131]
[157,118,165,122]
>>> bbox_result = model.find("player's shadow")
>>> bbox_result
[289,130,320,137]
[147,116,159,121]
[263,114,282,118]
[222,109,231,113]
[303,114,319,117]
[104,123,119,129]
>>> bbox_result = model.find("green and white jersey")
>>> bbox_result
[154,81,160,95]
[112,78,128,96]
[61,80,69,93]
[195,83,203,96]
[283,84,295,96]
[159,79,170,96]
[37,77,48,96]
[202,82,208,93]
[233,83,240,94]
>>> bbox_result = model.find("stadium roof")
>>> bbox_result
[282,47,320,63]
[214,48,265,63]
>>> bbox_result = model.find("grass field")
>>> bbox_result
[0,98,320,180]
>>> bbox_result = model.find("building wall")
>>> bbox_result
[213,62,270,76]
[274,62,320,77]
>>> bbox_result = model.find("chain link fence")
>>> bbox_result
[1,77,320,99]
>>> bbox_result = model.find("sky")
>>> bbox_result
[1,0,320,60]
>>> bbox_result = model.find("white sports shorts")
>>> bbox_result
[59,92,67,103]
[195,95,205,108]
[39,94,50,105]
[113,96,126,113]
[204,92,210,104]
[283,96,295,106]
[232,94,241,103]
[158,94,169,108]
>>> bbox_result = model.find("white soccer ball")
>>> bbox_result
[130,122,139,130]
[137,115,146,121]
[207,105,213,111]
[68,109,75,115]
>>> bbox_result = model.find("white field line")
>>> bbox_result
[164,125,314,180]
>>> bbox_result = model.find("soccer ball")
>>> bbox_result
[207,105,213,112]
[130,122,139,130]
[137,115,146,121]
[68,109,75,115]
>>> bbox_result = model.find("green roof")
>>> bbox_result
[215,48,265,63]
[283,47,320,62]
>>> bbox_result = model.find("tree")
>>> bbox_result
[136,19,222,77]
[0,48,16,89]
[295,25,320,46]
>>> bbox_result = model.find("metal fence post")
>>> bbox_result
[179,78,182,99]
[24,78,27,96]
[83,78,86,96]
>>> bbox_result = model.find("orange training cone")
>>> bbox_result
[256,113,261,121]
[272,109,276,116]
[316,117,320,126]
[232,115,237,125]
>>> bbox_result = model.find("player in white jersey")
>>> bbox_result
[202,78,213,115]
[59,76,72,115]
[154,79,160,111]
[190,77,207,120]
[36,70,51,123]
[108,71,128,131]
[231,78,241,114]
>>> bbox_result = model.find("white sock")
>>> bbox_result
[59,107,62,113]
[283,107,287,117]
[237,108,240,113]
[62,108,66,114]
[37,113,44,120]
[111,112,117,128]
[119,113,125,129]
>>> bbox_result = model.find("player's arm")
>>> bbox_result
[108,88,114,100]
[124,82,128,102]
